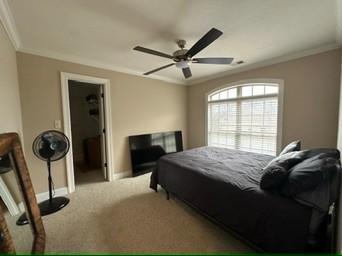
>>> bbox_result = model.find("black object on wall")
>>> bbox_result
[129,131,183,176]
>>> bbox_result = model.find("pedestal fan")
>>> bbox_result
[17,130,70,225]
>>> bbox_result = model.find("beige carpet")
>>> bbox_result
[74,167,105,185]
[6,174,252,253]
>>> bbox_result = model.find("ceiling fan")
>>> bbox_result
[133,28,233,79]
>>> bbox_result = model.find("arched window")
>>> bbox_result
[207,82,282,155]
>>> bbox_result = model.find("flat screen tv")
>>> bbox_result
[129,131,183,176]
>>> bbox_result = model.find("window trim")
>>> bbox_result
[204,79,284,155]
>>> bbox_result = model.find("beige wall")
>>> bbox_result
[0,22,23,202]
[17,52,187,193]
[187,49,341,151]
[13,46,342,195]
[0,23,22,135]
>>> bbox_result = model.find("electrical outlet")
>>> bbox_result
[54,120,62,129]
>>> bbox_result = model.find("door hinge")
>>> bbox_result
[104,162,107,168]
[101,93,104,98]
[103,129,106,133]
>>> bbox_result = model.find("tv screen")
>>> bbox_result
[129,131,183,176]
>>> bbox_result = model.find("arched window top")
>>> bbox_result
[206,81,282,156]
[208,83,279,102]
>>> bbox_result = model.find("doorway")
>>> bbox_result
[68,81,105,185]
[61,72,114,193]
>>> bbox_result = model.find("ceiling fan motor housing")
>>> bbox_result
[177,39,186,49]
[173,49,188,61]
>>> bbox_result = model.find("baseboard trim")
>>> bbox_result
[18,186,68,212]
[113,171,132,180]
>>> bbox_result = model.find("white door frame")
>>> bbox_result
[60,72,114,193]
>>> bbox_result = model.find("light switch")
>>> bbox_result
[54,120,62,129]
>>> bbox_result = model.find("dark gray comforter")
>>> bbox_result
[150,147,313,252]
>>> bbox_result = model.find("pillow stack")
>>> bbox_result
[260,142,340,245]
[281,153,339,197]
[260,140,302,189]
[260,140,340,197]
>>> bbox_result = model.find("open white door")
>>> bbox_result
[99,85,107,180]
[61,72,114,192]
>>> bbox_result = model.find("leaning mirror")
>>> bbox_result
[0,133,45,253]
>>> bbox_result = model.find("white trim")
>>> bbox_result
[204,78,284,155]
[113,171,132,180]
[277,81,284,155]
[60,72,115,193]
[0,0,20,50]
[18,187,68,212]
[18,47,184,85]
[0,176,19,216]
[188,43,341,85]
[61,73,75,193]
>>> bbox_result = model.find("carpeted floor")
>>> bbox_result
[6,174,252,253]
[74,167,105,185]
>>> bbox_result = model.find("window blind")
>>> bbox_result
[207,84,279,155]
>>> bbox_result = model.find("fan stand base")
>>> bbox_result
[16,196,70,226]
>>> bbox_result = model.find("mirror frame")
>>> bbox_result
[0,133,45,253]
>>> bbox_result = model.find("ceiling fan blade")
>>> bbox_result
[185,28,223,58]
[192,57,233,64]
[134,46,174,59]
[143,63,175,75]
[182,67,192,79]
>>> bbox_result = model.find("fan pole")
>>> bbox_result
[47,158,53,203]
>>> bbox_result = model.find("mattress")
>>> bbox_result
[150,146,313,252]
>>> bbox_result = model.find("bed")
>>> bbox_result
[150,146,338,253]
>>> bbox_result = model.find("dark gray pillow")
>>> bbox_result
[302,148,340,160]
[260,148,340,190]
[260,151,305,189]
[260,166,288,189]
[279,140,301,155]
[281,154,338,197]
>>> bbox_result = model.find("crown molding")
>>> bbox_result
[19,43,341,87]
[187,43,342,86]
[1,0,341,87]
[18,47,186,85]
[0,0,20,50]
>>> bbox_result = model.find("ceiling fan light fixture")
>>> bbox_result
[175,60,189,69]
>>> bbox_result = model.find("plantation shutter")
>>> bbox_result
[207,84,279,155]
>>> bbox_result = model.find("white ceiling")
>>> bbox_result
[5,0,342,85]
